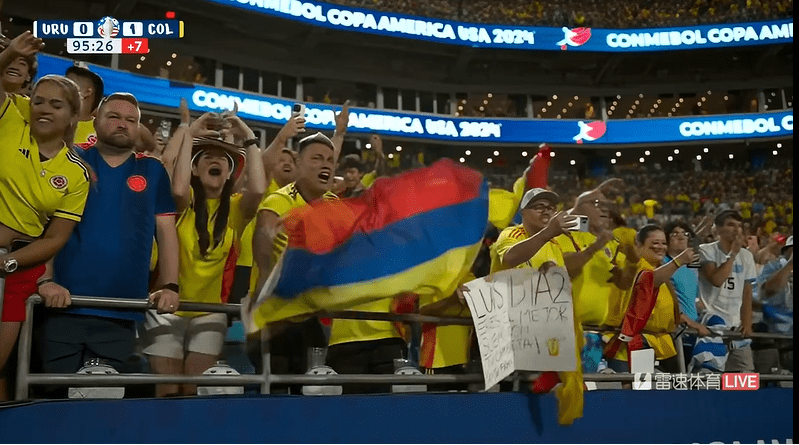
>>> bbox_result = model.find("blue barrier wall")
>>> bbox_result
[0,389,792,443]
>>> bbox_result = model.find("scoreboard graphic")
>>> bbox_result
[33,16,184,54]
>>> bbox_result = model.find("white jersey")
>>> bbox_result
[698,241,757,327]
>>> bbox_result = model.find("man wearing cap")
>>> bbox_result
[489,188,584,422]
[753,235,792,373]
[490,188,576,274]
[248,104,348,392]
[65,63,103,147]
[35,93,180,381]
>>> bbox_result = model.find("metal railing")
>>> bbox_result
[12,295,794,400]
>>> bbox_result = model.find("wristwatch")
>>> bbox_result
[3,257,19,273]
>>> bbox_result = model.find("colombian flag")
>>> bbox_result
[245,159,489,332]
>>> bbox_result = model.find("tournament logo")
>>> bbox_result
[97,17,120,39]
[127,175,147,192]
[557,27,592,50]
[50,175,68,190]
[573,120,606,144]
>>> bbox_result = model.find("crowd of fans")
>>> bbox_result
[331,0,793,28]
[0,28,792,406]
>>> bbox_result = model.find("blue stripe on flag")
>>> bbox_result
[274,191,488,299]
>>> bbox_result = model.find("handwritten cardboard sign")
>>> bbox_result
[463,267,577,389]
[503,267,577,372]
[461,277,515,391]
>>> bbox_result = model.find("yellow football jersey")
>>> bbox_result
[0,97,90,237]
[328,297,402,346]
[556,232,625,326]
[249,182,337,292]
[237,179,280,268]
[177,194,250,316]
[604,259,677,361]
[74,119,97,147]
[490,225,566,274]
[361,171,377,189]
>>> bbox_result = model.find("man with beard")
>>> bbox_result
[36,93,180,380]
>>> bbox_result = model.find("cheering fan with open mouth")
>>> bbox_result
[142,102,266,397]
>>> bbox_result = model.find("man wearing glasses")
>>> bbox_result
[490,188,576,274]
[557,182,639,373]
[664,221,712,360]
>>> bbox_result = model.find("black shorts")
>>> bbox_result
[39,313,138,374]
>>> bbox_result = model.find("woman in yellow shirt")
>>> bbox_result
[142,111,266,396]
[604,224,696,373]
[1,34,91,400]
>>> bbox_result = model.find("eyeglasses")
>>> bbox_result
[529,203,556,213]
[670,231,692,238]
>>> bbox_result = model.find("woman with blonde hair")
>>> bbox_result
[0,32,91,400]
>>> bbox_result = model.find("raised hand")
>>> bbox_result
[369,134,384,156]
[179,98,191,127]
[190,112,224,139]
[545,211,578,237]
[334,100,350,134]
[278,115,306,141]
[6,31,44,57]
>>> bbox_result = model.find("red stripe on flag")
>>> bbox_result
[284,159,484,254]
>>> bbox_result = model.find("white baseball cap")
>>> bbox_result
[520,188,560,210]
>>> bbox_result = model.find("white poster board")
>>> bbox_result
[504,267,577,372]
[461,277,515,391]
[463,267,577,389]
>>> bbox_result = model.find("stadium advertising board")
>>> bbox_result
[37,54,794,145]
[203,0,792,52]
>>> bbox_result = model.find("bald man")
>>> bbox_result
[555,179,638,373]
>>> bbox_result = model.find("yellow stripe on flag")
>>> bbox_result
[249,242,481,331]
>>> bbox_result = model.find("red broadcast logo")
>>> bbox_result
[557,27,592,50]
[127,175,147,192]
[722,373,759,390]
[573,120,606,144]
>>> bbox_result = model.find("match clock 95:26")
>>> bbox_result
[67,38,121,54]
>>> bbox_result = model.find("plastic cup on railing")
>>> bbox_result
[67,358,125,399]
[392,358,426,393]
[302,347,342,396]
[197,360,244,396]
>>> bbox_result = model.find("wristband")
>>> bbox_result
[160,283,180,294]
[37,278,55,287]
[673,258,682,268]
[178,123,189,128]
[242,138,259,147]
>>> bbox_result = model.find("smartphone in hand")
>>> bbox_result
[564,215,590,232]
[292,103,306,132]
[687,235,702,268]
